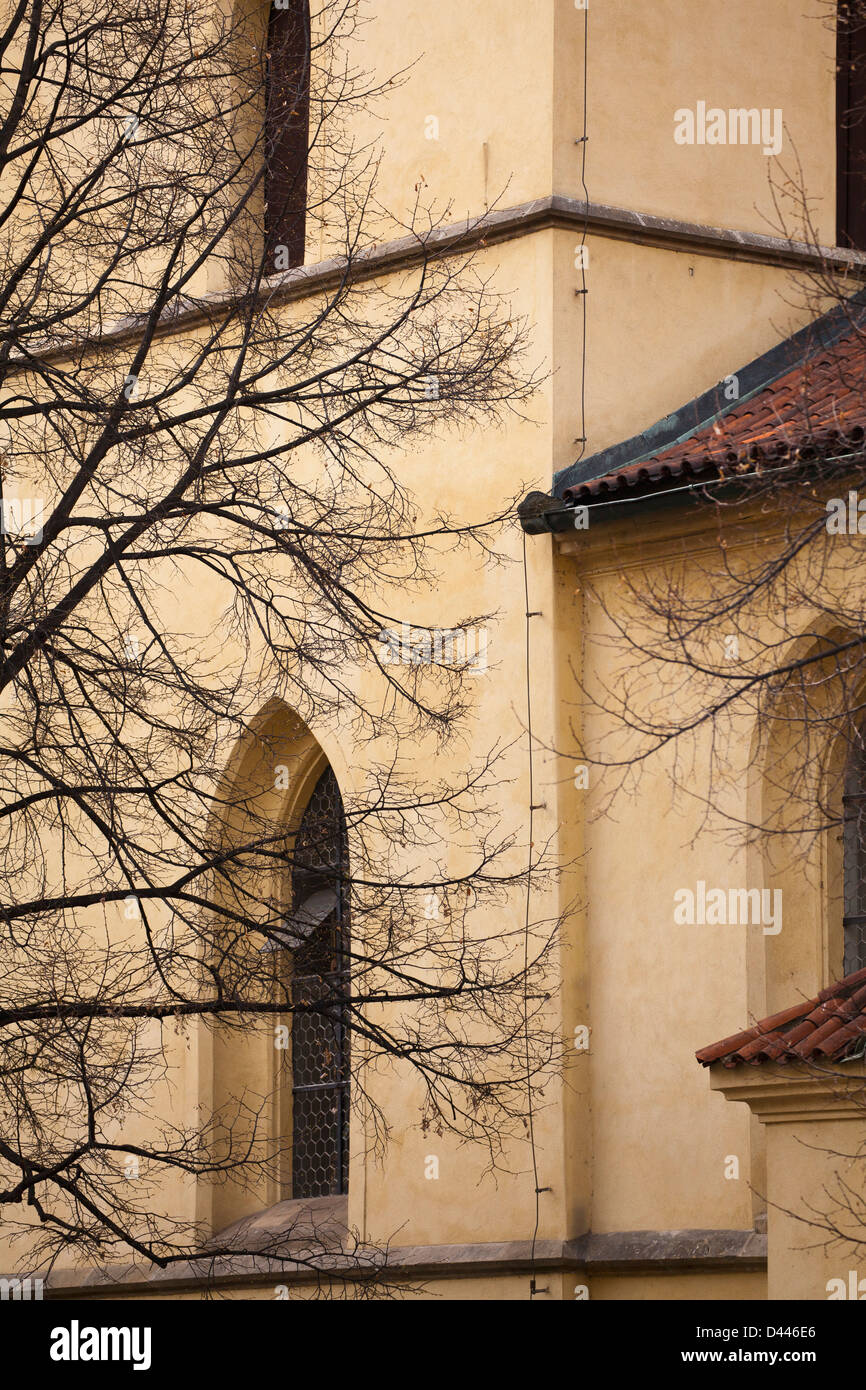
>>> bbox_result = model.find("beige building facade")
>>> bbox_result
[5,0,866,1303]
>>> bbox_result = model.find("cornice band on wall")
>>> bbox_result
[32,1228,766,1298]
[13,197,866,375]
[269,195,866,294]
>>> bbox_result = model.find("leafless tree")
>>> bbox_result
[0,0,560,1293]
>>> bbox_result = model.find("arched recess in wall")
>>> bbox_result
[750,620,863,1019]
[199,698,349,1234]
[736,620,859,1237]
[818,636,866,983]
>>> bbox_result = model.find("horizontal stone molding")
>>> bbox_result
[709,1059,866,1123]
[10,197,865,376]
[19,1224,766,1298]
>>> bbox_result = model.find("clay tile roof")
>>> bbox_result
[554,288,866,508]
[696,966,866,1068]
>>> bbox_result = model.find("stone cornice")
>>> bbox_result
[709,1060,866,1123]
[22,1226,766,1297]
[10,196,866,375]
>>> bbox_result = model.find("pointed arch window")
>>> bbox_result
[265,0,311,270]
[843,736,866,973]
[285,766,349,1197]
[837,2,866,249]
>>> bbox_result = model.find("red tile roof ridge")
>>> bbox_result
[697,965,866,1067]
[562,307,866,507]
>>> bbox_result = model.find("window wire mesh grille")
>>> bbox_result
[844,735,866,975]
[290,766,349,1198]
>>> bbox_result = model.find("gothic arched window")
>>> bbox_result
[843,737,866,974]
[286,766,349,1197]
[837,3,866,249]
[265,0,310,270]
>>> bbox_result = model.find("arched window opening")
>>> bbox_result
[843,737,866,973]
[265,0,310,270]
[837,3,866,249]
[285,766,349,1197]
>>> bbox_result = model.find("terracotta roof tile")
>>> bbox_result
[556,291,866,507]
[697,966,866,1067]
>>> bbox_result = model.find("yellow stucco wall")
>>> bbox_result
[2,0,854,1300]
